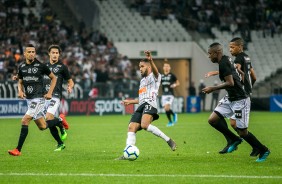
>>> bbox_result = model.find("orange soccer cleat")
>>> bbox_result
[59,114,69,130]
[8,148,21,156]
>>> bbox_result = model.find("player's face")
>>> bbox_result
[163,63,171,74]
[139,61,149,77]
[24,47,36,62]
[49,48,60,63]
[208,48,218,63]
[229,42,241,56]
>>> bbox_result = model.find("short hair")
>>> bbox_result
[24,43,35,51]
[163,58,170,65]
[230,37,244,46]
[48,44,62,53]
[209,42,221,48]
[26,43,35,48]
[209,42,223,52]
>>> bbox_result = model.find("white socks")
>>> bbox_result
[126,132,136,146]
[146,124,170,142]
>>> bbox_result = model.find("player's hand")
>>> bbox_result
[120,100,131,106]
[202,86,213,94]
[170,84,177,88]
[67,86,73,94]
[44,93,52,100]
[12,75,18,81]
[18,91,26,99]
[205,72,213,78]
[144,50,152,60]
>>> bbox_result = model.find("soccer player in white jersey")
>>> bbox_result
[116,51,177,160]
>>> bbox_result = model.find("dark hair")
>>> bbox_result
[209,42,221,48]
[230,37,244,46]
[26,43,35,48]
[140,58,149,63]
[48,44,62,53]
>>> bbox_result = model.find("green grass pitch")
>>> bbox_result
[0,112,281,184]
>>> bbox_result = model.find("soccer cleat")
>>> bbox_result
[61,129,68,141]
[54,144,65,151]
[167,139,177,151]
[219,145,238,154]
[256,149,271,162]
[167,122,173,127]
[173,113,178,124]
[8,148,21,156]
[227,138,243,153]
[115,156,126,160]
[59,114,69,130]
[250,148,260,157]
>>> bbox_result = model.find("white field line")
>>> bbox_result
[0,173,282,179]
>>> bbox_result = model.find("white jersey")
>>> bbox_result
[138,72,161,108]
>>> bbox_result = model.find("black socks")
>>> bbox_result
[165,110,174,122]
[46,118,61,128]
[210,118,239,143]
[241,132,268,152]
[17,125,28,152]
[49,126,63,145]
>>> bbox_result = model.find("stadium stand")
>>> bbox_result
[96,0,191,42]
[0,0,281,100]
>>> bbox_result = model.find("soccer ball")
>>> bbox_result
[123,145,140,161]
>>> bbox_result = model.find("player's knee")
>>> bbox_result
[38,126,46,131]
[140,123,149,130]
[236,128,248,137]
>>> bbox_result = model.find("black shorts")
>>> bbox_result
[130,102,159,123]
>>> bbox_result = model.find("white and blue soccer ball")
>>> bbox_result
[123,145,140,161]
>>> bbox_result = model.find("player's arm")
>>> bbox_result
[250,68,257,85]
[67,79,74,93]
[121,99,139,106]
[202,75,234,94]
[44,72,57,100]
[145,50,158,78]
[17,79,26,99]
[205,71,219,78]
[171,79,180,88]
[235,64,245,82]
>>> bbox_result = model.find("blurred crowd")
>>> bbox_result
[127,0,282,40]
[1,0,282,98]
[0,0,140,98]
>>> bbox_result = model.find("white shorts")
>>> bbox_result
[215,96,250,129]
[161,95,174,107]
[26,98,45,120]
[44,97,60,116]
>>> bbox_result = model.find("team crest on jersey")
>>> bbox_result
[32,68,38,73]
[27,86,33,93]
[53,67,59,73]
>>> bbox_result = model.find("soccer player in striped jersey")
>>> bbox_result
[116,51,177,160]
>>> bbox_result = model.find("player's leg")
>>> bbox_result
[9,98,45,156]
[45,112,65,150]
[8,114,33,156]
[141,114,176,151]
[115,110,142,160]
[234,98,270,162]
[208,111,242,153]
[230,118,260,156]
[46,98,67,140]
